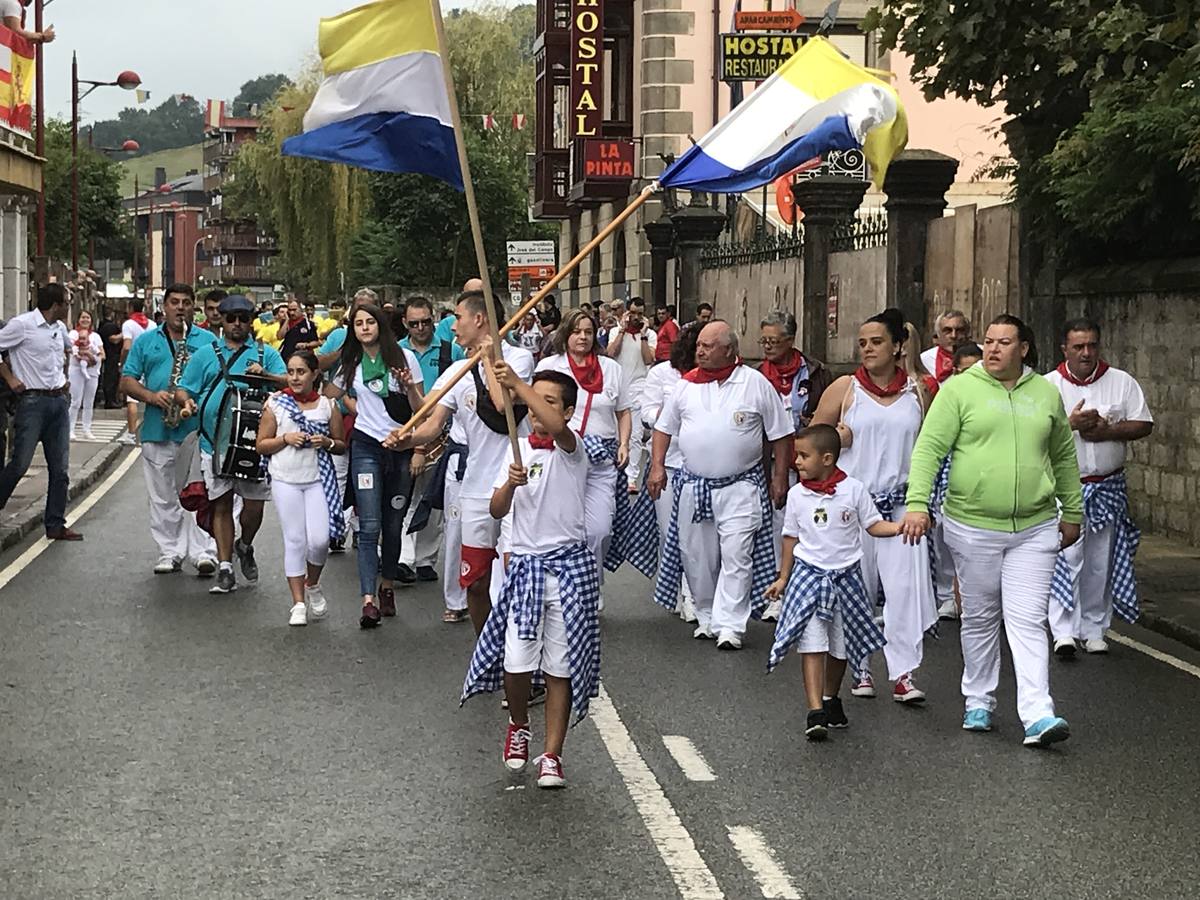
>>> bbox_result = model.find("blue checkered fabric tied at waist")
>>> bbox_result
[461,542,601,724]
[652,465,776,617]
[1050,472,1141,622]
[872,483,909,522]
[767,559,886,674]
[930,456,951,518]
[582,435,660,578]
[273,394,346,542]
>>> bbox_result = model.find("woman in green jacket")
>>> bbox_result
[901,314,1082,747]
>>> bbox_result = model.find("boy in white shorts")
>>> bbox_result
[461,366,598,790]
[765,425,902,741]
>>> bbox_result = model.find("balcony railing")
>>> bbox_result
[200,264,276,284]
[206,232,277,252]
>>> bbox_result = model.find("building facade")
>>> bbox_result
[123,170,207,293]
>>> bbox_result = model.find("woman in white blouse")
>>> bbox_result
[67,310,104,440]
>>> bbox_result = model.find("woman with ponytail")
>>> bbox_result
[810,308,938,703]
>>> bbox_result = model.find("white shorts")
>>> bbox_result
[504,573,570,679]
[797,606,848,660]
[460,494,502,550]
[202,452,272,502]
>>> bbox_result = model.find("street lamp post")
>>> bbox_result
[34,0,45,256]
[71,54,140,269]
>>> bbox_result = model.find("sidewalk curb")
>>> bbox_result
[1138,609,1200,654]
[0,444,130,552]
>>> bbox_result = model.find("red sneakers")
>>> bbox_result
[535,753,566,789]
[892,672,927,704]
[379,587,397,617]
[503,721,531,772]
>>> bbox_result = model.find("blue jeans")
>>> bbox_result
[0,393,71,532]
[348,431,414,596]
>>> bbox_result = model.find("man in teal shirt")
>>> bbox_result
[122,283,220,579]
[177,295,287,594]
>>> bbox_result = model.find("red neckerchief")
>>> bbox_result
[568,352,604,394]
[287,316,305,330]
[759,349,804,395]
[129,312,150,329]
[935,346,954,382]
[1056,360,1110,387]
[800,467,847,495]
[854,365,907,398]
[922,375,939,398]
[284,388,319,403]
[684,360,742,384]
[529,433,555,451]
[624,321,643,335]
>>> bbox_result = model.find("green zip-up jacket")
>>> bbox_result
[906,364,1083,532]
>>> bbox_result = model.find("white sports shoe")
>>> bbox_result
[306,584,328,620]
[679,596,698,624]
[82,430,96,441]
[937,599,960,620]
[715,631,742,651]
[761,600,783,623]
[194,556,218,578]
[118,433,137,446]
[692,624,715,640]
[1083,638,1109,654]
[289,602,308,627]
[153,556,181,574]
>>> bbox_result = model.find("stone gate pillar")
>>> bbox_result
[671,192,725,323]
[643,209,675,313]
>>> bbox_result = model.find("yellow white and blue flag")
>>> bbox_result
[282,0,462,189]
[659,37,907,193]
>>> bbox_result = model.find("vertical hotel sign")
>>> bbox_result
[571,0,603,137]
[0,24,34,136]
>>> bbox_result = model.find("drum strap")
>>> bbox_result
[198,344,253,448]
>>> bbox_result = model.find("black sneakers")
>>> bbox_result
[416,565,438,582]
[209,569,237,595]
[805,709,829,741]
[396,564,417,585]
[823,696,849,729]
[235,539,258,583]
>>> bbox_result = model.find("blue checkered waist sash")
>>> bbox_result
[582,434,660,578]
[273,394,345,542]
[1050,471,1141,622]
[652,464,776,616]
[871,482,909,522]
[461,542,601,723]
[929,456,951,518]
[767,558,886,674]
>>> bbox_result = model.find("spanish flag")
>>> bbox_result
[0,24,34,134]
[282,0,461,189]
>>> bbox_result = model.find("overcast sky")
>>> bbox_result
[43,0,504,124]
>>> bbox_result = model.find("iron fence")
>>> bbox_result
[700,231,805,270]
[831,208,888,252]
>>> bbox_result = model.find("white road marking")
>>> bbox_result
[662,735,718,782]
[726,826,802,899]
[0,450,141,591]
[591,685,724,899]
[1108,630,1200,680]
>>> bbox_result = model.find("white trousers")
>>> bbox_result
[627,401,646,485]
[68,368,99,433]
[932,519,957,606]
[654,467,694,604]
[142,441,216,563]
[859,501,937,680]
[944,516,1060,728]
[679,479,761,637]
[585,461,618,582]
[1049,520,1116,642]
[441,473,467,611]
[401,467,443,569]
[332,451,357,534]
[272,480,330,578]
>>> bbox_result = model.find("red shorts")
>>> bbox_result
[459,544,498,589]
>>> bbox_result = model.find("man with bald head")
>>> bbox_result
[648,321,793,649]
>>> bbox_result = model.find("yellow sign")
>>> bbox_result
[720,33,807,82]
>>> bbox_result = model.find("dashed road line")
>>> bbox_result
[1108,630,1200,680]
[726,826,802,899]
[662,735,718,782]
[591,685,725,899]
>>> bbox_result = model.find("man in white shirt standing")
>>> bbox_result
[920,309,971,384]
[0,0,55,44]
[118,298,152,446]
[605,296,656,486]
[0,284,81,541]
[648,320,793,649]
[1046,318,1153,655]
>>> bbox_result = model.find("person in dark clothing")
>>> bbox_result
[278,297,320,361]
[98,306,123,408]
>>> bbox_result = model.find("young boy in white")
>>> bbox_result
[461,367,598,790]
[764,425,901,741]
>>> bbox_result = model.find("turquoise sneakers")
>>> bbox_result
[1023,716,1071,747]
[962,709,993,732]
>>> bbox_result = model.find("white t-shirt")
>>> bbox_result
[266,395,334,484]
[333,347,423,443]
[782,474,883,571]
[609,327,657,402]
[122,318,148,345]
[656,365,793,479]
[536,352,631,439]
[0,1,24,23]
[640,361,684,470]
[492,435,589,555]
[438,342,535,499]
[1045,365,1152,478]
[920,346,938,376]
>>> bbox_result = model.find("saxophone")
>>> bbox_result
[162,324,192,428]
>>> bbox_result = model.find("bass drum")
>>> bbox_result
[214,386,267,481]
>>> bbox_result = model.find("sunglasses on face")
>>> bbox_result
[406,318,433,328]
[224,312,252,323]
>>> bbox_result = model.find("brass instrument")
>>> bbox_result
[162,324,192,429]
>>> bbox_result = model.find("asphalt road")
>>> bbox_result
[3,455,1199,900]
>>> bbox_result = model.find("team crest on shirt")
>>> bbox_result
[528,462,545,481]
[732,411,747,426]
[465,393,477,411]
[813,507,829,528]
[841,508,853,524]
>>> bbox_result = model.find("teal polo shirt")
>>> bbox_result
[122,326,219,444]
[318,327,347,356]
[400,334,465,391]
[178,338,286,454]
[434,315,456,346]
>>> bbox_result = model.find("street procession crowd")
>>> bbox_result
[0,277,1153,789]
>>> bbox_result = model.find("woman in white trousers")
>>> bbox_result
[68,311,104,440]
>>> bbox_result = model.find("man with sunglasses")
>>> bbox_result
[398,295,465,583]
[176,295,287,594]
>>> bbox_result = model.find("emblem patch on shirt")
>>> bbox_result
[465,393,477,411]
[732,411,747,426]
[813,507,828,528]
[841,509,854,524]
[528,462,544,481]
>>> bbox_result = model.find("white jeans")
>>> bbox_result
[932,519,957,607]
[142,441,216,563]
[68,368,99,434]
[1049,520,1116,642]
[944,516,1060,728]
[679,479,761,637]
[442,473,467,611]
[654,467,694,604]
[272,480,330,578]
[401,467,443,569]
[859,501,937,680]
[585,460,618,582]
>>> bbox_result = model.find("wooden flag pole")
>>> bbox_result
[389,184,657,442]
[431,0,523,464]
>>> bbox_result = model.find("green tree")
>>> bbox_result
[867,0,1200,262]
[232,74,292,117]
[89,96,204,157]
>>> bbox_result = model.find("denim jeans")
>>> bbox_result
[348,431,414,596]
[0,393,71,532]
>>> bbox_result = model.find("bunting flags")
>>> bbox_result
[512,113,526,131]
[135,89,151,104]
[481,113,496,131]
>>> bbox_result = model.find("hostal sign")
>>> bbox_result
[720,32,807,81]
[571,0,603,137]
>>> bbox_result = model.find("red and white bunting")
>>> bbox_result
[512,113,527,131]
[481,113,497,131]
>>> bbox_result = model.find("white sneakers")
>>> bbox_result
[692,624,715,640]
[1053,637,1077,658]
[761,600,783,623]
[117,433,137,446]
[289,602,308,626]
[715,631,742,651]
[306,584,329,619]
[1083,638,1109,654]
[937,599,960,620]
[679,597,698,624]
[153,556,181,574]
[194,556,218,578]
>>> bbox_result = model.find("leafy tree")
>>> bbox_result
[232,74,292,117]
[867,0,1200,262]
[88,96,204,157]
